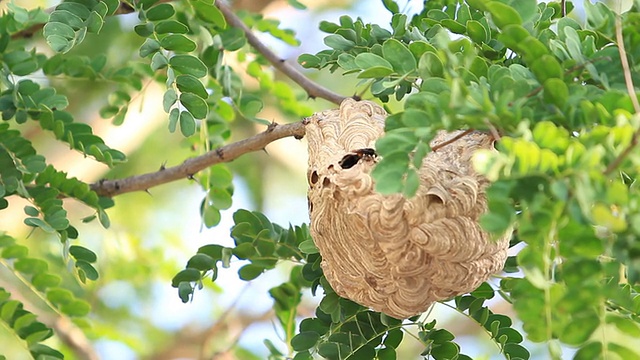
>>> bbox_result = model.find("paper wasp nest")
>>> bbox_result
[306,99,510,318]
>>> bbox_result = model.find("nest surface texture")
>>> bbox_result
[306,99,510,318]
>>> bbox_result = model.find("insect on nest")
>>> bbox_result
[338,148,377,169]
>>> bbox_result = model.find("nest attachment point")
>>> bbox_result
[305,98,510,319]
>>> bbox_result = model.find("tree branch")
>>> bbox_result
[91,121,306,197]
[214,1,348,105]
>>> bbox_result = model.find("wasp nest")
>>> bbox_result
[306,99,510,318]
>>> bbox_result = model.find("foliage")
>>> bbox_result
[1,0,640,359]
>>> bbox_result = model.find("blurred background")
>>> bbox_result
[0,0,563,359]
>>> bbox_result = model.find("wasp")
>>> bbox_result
[339,148,377,169]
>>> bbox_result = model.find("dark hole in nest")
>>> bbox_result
[426,194,444,204]
[339,154,360,169]
[310,171,319,185]
[339,148,377,169]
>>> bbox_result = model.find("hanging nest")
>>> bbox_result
[305,99,510,319]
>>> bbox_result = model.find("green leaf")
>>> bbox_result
[151,52,169,71]
[180,93,208,119]
[0,235,16,248]
[49,10,83,30]
[43,22,75,40]
[354,53,393,70]
[134,22,154,37]
[177,281,192,302]
[378,347,396,360]
[479,212,512,234]
[299,240,318,254]
[287,0,307,10]
[176,75,208,98]
[192,1,226,27]
[208,188,232,210]
[85,11,103,33]
[102,0,120,15]
[238,264,264,280]
[324,34,355,50]
[403,169,419,197]
[45,35,72,53]
[32,273,62,291]
[497,327,524,344]
[298,54,321,68]
[186,254,215,271]
[467,20,489,43]
[14,258,48,275]
[170,55,208,78]
[154,20,189,34]
[163,88,177,112]
[2,245,29,259]
[139,38,161,58]
[1,300,21,321]
[29,344,64,359]
[160,34,197,52]
[441,19,466,34]
[471,282,495,299]
[60,299,91,317]
[543,78,568,107]
[608,316,640,337]
[382,38,417,74]
[97,208,110,228]
[168,108,179,132]
[530,54,563,83]
[24,206,39,216]
[503,343,530,360]
[219,28,246,51]
[24,218,55,233]
[337,53,357,71]
[46,288,73,306]
[13,313,37,332]
[384,329,404,348]
[179,111,196,137]
[511,0,538,24]
[486,1,522,28]
[93,2,108,18]
[171,268,201,287]
[75,260,99,281]
[573,342,602,360]
[69,245,97,263]
[382,0,399,13]
[431,341,459,360]
[559,313,599,345]
[291,332,320,351]
[146,3,175,21]
[608,343,640,360]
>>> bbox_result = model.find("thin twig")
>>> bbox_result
[431,129,474,152]
[614,16,640,113]
[214,1,347,105]
[91,121,307,197]
[604,12,640,175]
